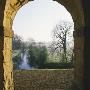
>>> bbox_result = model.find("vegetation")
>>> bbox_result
[44,62,73,69]
[12,21,74,69]
[48,21,74,63]
[28,42,48,69]
[12,50,21,69]
[12,34,23,50]
[12,34,24,69]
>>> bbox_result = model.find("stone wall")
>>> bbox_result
[13,69,74,90]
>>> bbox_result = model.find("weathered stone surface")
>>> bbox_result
[0,35,4,90]
[3,36,14,90]
[14,69,74,90]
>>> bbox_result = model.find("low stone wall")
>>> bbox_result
[13,69,74,90]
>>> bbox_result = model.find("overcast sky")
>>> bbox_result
[12,0,73,42]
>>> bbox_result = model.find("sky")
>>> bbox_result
[12,0,73,42]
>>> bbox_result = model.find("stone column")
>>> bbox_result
[73,27,84,90]
[84,27,90,90]
[0,26,4,90]
[0,26,14,90]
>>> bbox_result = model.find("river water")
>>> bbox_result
[19,52,32,70]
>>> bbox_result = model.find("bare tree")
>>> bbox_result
[50,21,74,63]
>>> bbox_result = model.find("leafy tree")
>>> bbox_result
[28,42,48,68]
[12,34,23,50]
[21,41,27,53]
[12,34,26,69]
[13,53,21,69]
[37,46,48,68]
[28,45,37,67]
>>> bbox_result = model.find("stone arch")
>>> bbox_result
[4,0,85,30]
[0,0,86,90]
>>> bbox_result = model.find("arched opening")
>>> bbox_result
[0,0,86,90]
[13,0,74,88]
[12,0,74,70]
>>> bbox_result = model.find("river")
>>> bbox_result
[19,52,32,70]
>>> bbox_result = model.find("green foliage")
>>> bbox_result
[12,52,21,70]
[44,62,74,69]
[21,42,27,53]
[27,41,73,69]
[28,45,38,67]
[12,34,74,69]
[37,46,48,68]
[12,34,23,50]
[28,44,48,68]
